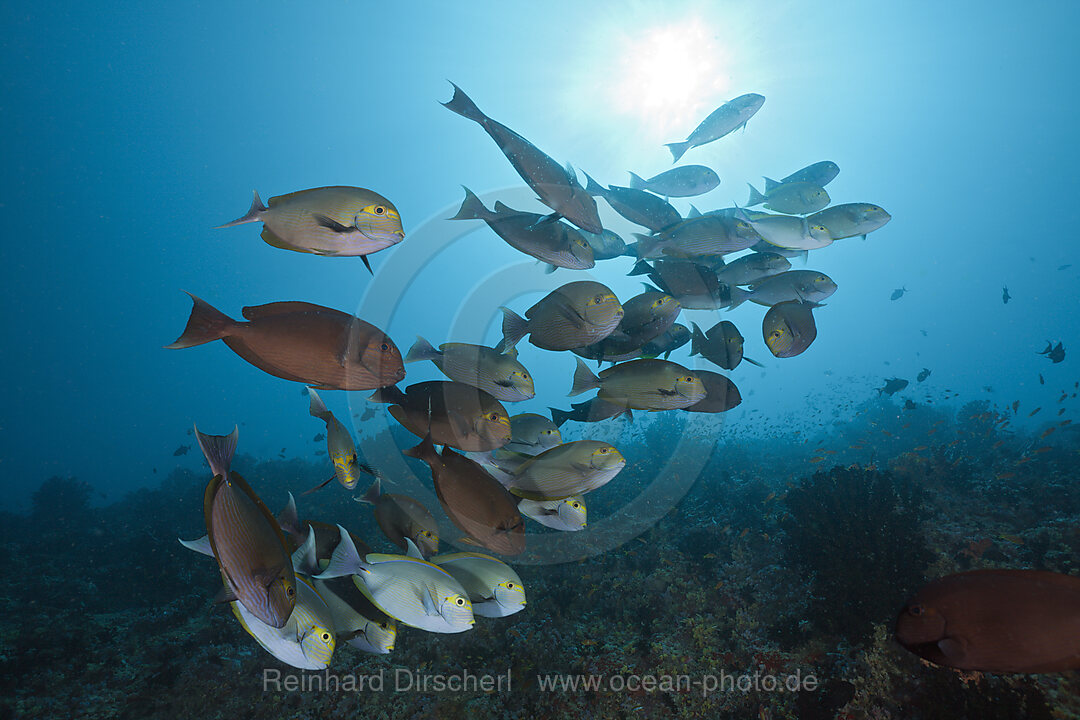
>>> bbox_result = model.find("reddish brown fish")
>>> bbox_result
[166,292,404,390]
[404,435,524,556]
[683,370,742,413]
[896,569,1080,673]
[369,381,510,452]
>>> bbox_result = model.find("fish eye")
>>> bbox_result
[597,447,609,454]
[286,585,296,598]
[455,597,466,607]
[909,604,925,616]
[373,205,386,215]
[571,502,581,508]
[506,582,515,589]
[593,295,604,304]
[321,632,331,642]
[380,342,390,352]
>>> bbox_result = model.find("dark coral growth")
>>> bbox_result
[782,464,932,641]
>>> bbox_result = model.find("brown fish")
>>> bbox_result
[896,569,1080,673]
[404,435,525,556]
[762,301,818,358]
[276,492,373,561]
[499,281,623,352]
[683,370,742,413]
[690,320,759,370]
[196,426,296,628]
[166,293,405,390]
[356,477,440,557]
[369,381,511,452]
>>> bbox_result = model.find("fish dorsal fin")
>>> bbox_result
[492,200,512,214]
[241,301,329,320]
[764,176,780,193]
[431,551,500,564]
[277,492,301,536]
[502,344,518,359]
[404,538,424,560]
[314,524,362,579]
[687,205,702,219]
[291,525,321,576]
[178,534,214,557]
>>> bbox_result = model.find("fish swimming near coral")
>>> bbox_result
[166,293,405,391]
[216,186,405,273]
[878,377,909,396]
[356,476,439,558]
[428,551,527,618]
[896,569,1080,673]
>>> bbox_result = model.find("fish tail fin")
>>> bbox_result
[313,524,363,579]
[583,172,605,197]
[627,171,647,190]
[194,424,238,478]
[627,259,652,276]
[569,358,601,396]
[726,286,751,311]
[307,387,331,421]
[178,534,213,556]
[690,323,705,355]
[746,183,766,207]
[165,292,234,349]
[549,407,572,427]
[277,492,301,537]
[441,82,486,124]
[403,433,437,462]
[215,190,267,229]
[632,233,659,259]
[498,307,528,352]
[405,335,440,364]
[290,526,321,576]
[368,384,406,405]
[358,476,381,505]
[664,141,691,163]
[544,263,557,274]
[448,186,491,221]
[687,204,702,219]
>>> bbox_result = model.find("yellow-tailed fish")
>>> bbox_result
[216,186,404,273]
[570,358,705,411]
[196,426,296,628]
[305,388,376,492]
[315,526,474,634]
[501,440,625,501]
[428,552,526,618]
[518,496,587,532]
[356,476,439,557]
[405,336,535,402]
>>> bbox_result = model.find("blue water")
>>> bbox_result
[2,1,1078,503]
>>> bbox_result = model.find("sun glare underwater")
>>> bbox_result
[3,2,1080,718]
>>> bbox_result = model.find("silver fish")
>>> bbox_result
[665,93,765,162]
[628,165,720,198]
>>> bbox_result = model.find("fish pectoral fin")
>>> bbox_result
[447,409,475,440]
[420,588,439,616]
[494,378,516,388]
[253,564,285,588]
[936,636,969,664]
[302,475,337,495]
[526,212,562,231]
[458,536,482,547]
[360,255,373,275]
[312,213,359,233]
[214,584,239,604]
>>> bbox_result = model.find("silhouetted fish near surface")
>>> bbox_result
[890,287,907,300]
[173,444,190,456]
[878,378,909,396]
[166,293,405,391]
[216,186,405,273]
[584,174,682,232]
[442,83,602,233]
[917,368,931,382]
[896,570,1080,673]
[762,301,818,358]
[779,161,840,188]
[627,165,719,198]
[1002,285,1011,304]
[665,93,765,162]
[807,203,891,240]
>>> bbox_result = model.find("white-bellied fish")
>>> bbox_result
[405,336,535,402]
[196,426,296,628]
[217,186,404,273]
[665,93,765,162]
[518,496,587,532]
[231,576,336,670]
[628,165,720,198]
[449,188,595,270]
[405,435,525,555]
[737,211,832,251]
[499,281,623,352]
[505,413,562,455]
[356,477,439,558]
[500,440,625,501]
[429,552,526,618]
[166,294,405,391]
[316,528,475,634]
[570,358,706,411]
[442,83,602,234]
[369,381,511,452]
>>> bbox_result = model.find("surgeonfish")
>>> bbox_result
[499,281,623,352]
[570,358,706,411]
[231,576,336,670]
[196,426,296,629]
[728,270,837,310]
[405,336,535,402]
[499,440,625,501]
[746,180,830,215]
[778,161,840,188]
[808,203,891,240]
[504,413,563,455]
[583,174,683,232]
[762,301,819,358]
[683,371,743,413]
[306,388,375,492]
[166,293,405,391]
[368,380,511,452]
[216,186,404,273]
[627,165,720,198]
[518,496,587,532]
[356,476,439,558]
[665,93,766,162]
[428,552,527,618]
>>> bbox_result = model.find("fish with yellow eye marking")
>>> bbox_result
[230,575,336,669]
[499,281,623,352]
[500,441,625,501]
[728,270,837,310]
[356,476,439,558]
[369,380,511,452]
[714,252,791,287]
[518,496,587,532]
[316,527,475,633]
[808,203,891,240]
[664,93,766,163]
[573,291,681,365]
[735,209,832,252]
[762,301,818,358]
[683,371,743,414]
[195,426,296,629]
[304,388,376,493]
[405,336,535,402]
[216,186,405,273]
[428,552,527,618]
[570,358,706,411]
[690,320,762,371]
[503,413,562,456]
[747,179,830,215]
[448,188,595,270]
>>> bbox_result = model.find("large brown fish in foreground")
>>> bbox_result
[442,83,602,234]
[166,293,405,390]
[196,426,296,629]
[896,569,1080,673]
[369,381,511,452]
[405,435,525,556]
